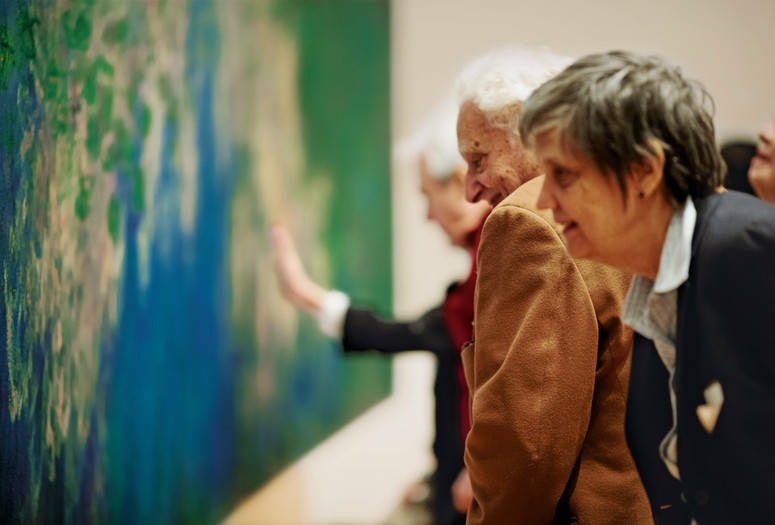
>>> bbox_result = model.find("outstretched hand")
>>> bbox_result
[269,224,328,313]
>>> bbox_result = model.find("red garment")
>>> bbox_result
[440,222,483,441]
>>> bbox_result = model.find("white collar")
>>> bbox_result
[622,196,697,344]
[653,195,696,294]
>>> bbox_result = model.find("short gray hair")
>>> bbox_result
[519,50,725,204]
[454,45,573,138]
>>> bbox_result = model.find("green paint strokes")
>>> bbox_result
[86,114,100,159]
[109,119,131,166]
[41,61,65,102]
[270,0,393,424]
[102,19,128,46]
[62,9,92,52]
[86,103,112,160]
[54,104,69,135]
[130,166,144,212]
[74,179,92,220]
[0,101,17,154]
[16,7,39,60]
[94,55,114,76]
[82,75,95,104]
[107,194,120,243]
[114,19,128,43]
[0,6,37,90]
[118,122,132,165]
[294,1,392,304]
[3,2,393,520]
[0,26,12,91]
[138,102,151,137]
[98,88,113,131]
[83,55,115,160]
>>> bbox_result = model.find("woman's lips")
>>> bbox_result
[563,221,578,236]
[488,194,504,207]
[753,147,772,164]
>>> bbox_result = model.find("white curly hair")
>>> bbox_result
[455,45,573,138]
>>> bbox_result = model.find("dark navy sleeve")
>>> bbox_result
[341,305,453,357]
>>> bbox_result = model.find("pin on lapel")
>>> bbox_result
[696,380,723,434]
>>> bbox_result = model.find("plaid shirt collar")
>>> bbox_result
[622,195,697,345]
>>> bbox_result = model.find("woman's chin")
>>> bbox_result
[564,238,590,261]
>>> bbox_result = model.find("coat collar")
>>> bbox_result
[689,191,724,258]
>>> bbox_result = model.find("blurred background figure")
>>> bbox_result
[270,97,490,525]
[748,117,775,204]
[720,139,757,195]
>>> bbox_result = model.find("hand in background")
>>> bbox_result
[452,467,473,514]
[269,224,328,313]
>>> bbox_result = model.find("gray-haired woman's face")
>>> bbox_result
[533,128,641,267]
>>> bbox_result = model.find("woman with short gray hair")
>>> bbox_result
[520,50,724,208]
[521,50,775,525]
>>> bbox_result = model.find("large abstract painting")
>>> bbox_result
[0,0,392,523]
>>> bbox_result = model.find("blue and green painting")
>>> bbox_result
[0,0,392,523]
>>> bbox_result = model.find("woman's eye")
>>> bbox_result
[553,167,576,187]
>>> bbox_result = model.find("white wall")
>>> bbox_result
[392,0,775,320]
[226,2,775,523]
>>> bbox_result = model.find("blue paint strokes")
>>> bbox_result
[3,0,392,521]
[184,0,236,511]
[103,0,237,521]
[1,3,38,522]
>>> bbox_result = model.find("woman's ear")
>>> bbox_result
[631,140,666,198]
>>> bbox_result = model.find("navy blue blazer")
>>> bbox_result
[626,190,775,524]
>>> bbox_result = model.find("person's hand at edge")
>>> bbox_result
[452,467,473,514]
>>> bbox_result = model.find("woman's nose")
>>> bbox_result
[759,120,775,144]
[464,172,480,203]
[536,178,554,210]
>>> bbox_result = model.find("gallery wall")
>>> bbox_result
[390,0,775,320]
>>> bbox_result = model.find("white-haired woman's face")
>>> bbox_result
[749,118,775,204]
[419,159,491,249]
[457,101,539,207]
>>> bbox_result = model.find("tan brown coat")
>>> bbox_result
[462,176,652,524]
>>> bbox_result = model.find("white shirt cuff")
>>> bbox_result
[315,290,350,339]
